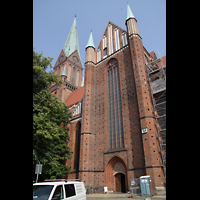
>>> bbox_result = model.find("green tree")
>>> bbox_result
[33,47,72,180]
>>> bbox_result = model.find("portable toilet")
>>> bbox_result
[140,175,154,196]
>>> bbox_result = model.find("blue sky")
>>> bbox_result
[33,0,166,72]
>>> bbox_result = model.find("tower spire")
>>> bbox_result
[63,16,81,61]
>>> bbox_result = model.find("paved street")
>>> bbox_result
[86,194,166,200]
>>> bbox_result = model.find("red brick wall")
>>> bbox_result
[78,34,165,190]
[79,43,150,190]
[128,34,165,186]
[65,20,165,191]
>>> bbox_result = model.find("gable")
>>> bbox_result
[97,21,127,50]
[54,49,66,69]
[96,21,128,62]
[66,50,83,70]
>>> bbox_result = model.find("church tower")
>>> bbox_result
[125,4,165,185]
[50,16,83,102]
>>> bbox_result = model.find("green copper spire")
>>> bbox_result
[63,16,81,61]
[126,3,135,21]
[85,31,95,49]
[61,65,66,76]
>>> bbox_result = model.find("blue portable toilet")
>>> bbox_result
[140,175,152,196]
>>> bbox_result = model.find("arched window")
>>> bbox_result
[72,67,76,85]
[74,121,81,172]
[107,59,124,149]
[76,70,79,86]
[67,65,71,82]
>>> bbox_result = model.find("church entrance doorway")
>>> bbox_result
[105,156,127,192]
[115,173,126,193]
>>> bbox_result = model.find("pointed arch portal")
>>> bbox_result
[105,156,127,193]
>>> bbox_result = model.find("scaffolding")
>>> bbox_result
[146,54,166,177]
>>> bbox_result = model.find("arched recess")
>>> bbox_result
[105,156,127,192]
[74,121,81,178]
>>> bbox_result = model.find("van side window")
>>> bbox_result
[64,184,76,198]
[52,185,63,200]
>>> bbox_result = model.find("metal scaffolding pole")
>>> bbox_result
[146,55,166,177]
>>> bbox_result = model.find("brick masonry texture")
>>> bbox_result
[49,15,166,192]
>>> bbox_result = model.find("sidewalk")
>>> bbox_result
[86,193,166,199]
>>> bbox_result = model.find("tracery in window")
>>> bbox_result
[107,59,124,149]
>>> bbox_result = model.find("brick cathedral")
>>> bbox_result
[50,4,166,193]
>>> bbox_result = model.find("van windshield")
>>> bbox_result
[33,185,54,200]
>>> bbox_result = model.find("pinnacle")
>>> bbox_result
[85,31,95,49]
[126,3,135,21]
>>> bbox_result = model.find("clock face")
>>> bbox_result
[73,56,79,63]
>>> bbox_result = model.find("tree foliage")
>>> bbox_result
[33,47,72,180]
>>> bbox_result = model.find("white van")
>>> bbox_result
[33,179,86,200]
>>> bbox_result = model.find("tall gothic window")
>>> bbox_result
[67,64,71,82]
[107,59,124,149]
[72,67,76,85]
[76,70,79,86]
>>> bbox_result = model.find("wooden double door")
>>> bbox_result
[115,173,126,193]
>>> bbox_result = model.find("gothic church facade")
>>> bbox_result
[50,4,165,193]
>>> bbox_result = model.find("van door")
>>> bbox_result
[51,185,64,200]
[74,183,86,199]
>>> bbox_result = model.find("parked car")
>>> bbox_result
[33,179,86,200]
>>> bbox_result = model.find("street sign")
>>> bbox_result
[141,128,147,134]
[35,164,42,174]
[35,164,42,183]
